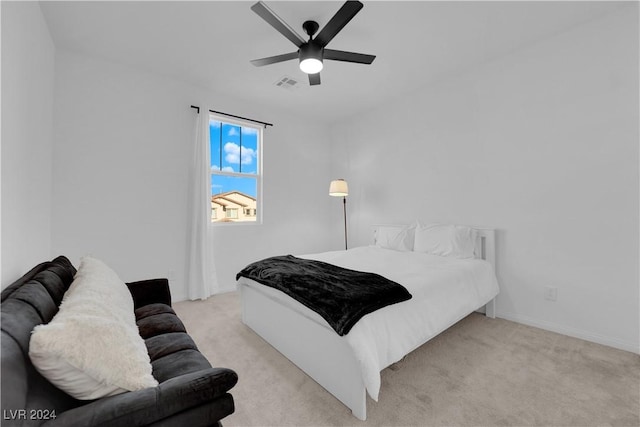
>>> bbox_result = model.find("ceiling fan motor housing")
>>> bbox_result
[299,42,323,63]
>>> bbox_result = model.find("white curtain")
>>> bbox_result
[186,109,217,300]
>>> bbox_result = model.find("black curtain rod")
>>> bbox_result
[190,105,273,128]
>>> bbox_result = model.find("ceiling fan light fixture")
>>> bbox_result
[299,43,323,74]
[300,57,323,74]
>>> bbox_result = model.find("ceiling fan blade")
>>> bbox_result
[314,1,363,47]
[250,52,299,67]
[309,73,321,86]
[251,2,306,47]
[324,49,375,64]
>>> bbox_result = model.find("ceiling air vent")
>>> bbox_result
[274,76,301,91]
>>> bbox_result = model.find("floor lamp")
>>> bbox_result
[329,179,349,250]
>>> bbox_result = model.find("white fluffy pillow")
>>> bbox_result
[374,225,415,252]
[414,224,477,259]
[29,257,158,400]
[66,256,136,325]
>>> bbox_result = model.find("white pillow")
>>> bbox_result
[65,256,136,325]
[414,224,477,259]
[29,257,158,400]
[374,225,415,252]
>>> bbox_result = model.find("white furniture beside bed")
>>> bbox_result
[237,223,499,420]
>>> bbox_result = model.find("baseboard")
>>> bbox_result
[498,311,639,355]
[218,284,237,294]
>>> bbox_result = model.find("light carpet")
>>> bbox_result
[174,292,639,427]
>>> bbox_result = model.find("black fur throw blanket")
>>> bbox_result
[236,255,412,336]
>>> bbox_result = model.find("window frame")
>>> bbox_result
[209,113,263,226]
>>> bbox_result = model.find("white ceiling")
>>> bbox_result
[40,1,626,124]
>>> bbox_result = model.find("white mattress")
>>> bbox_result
[237,245,499,401]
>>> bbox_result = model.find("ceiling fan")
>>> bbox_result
[250,0,376,86]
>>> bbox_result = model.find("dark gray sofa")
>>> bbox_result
[1,256,237,427]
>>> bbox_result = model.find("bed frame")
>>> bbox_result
[238,226,497,420]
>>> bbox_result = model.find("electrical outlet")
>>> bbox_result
[544,286,557,301]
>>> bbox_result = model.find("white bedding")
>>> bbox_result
[237,245,499,401]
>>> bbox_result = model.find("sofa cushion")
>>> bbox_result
[137,312,187,339]
[8,281,58,322]
[31,269,69,305]
[1,256,76,305]
[145,332,199,362]
[29,257,158,400]
[136,303,176,320]
[152,349,212,383]
[1,298,46,354]
[0,256,77,355]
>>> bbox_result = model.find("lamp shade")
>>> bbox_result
[329,179,349,197]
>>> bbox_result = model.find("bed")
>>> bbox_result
[236,224,499,420]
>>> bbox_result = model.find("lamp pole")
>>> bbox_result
[342,196,348,250]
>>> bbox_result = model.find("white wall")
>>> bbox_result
[331,6,639,353]
[1,2,56,287]
[51,51,334,301]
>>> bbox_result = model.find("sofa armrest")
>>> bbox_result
[126,278,172,309]
[42,367,238,427]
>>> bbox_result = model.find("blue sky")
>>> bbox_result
[210,120,259,198]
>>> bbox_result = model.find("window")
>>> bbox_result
[209,115,262,223]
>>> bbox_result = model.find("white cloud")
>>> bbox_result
[212,164,236,173]
[224,142,256,166]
